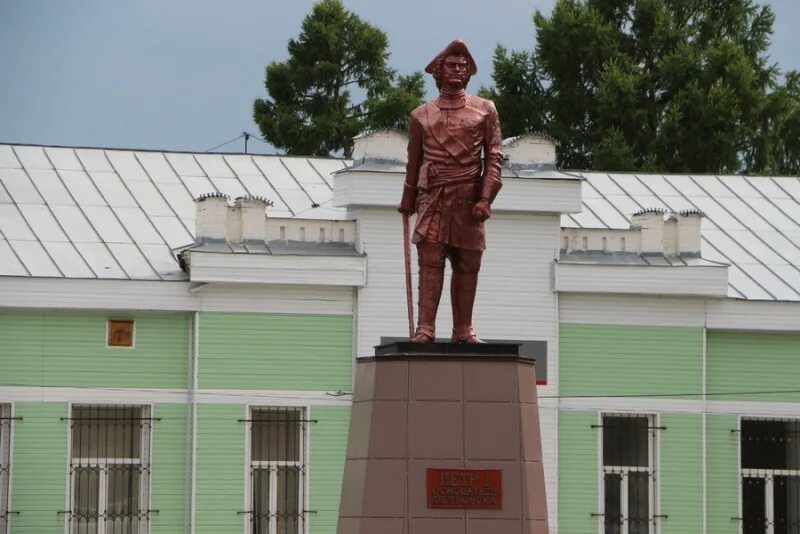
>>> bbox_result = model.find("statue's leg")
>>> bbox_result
[449,247,485,344]
[411,241,446,343]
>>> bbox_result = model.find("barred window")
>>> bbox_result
[247,407,308,534]
[741,418,800,534]
[601,414,657,534]
[0,404,11,534]
[68,405,152,534]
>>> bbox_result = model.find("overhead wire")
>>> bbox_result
[203,133,246,153]
[203,131,278,154]
[4,382,800,402]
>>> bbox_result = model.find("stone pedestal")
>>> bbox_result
[337,342,549,534]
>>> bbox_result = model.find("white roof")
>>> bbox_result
[1,144,799,301]
[564,172,800,301]
[0,144,346,281]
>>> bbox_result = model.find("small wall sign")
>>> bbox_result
[426,468,502,509]
[107,319,135,347]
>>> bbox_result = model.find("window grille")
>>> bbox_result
[0,405,12,534]
[67,405,152,534]
[599,414,658,534]
[740,418,800,534]
[245,407,310,534]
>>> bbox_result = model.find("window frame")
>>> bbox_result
[738,416,800,534]
[597,412,660,534]
[243,405,310,534]
[65,403,153,534]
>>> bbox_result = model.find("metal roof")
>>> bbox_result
[558,250,727,268]
[0,144,346,281]
[1,144,799,301]
[563,172,800,302]
[180,239,362,257]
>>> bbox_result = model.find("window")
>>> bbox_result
[601,414,657,534]
[247,407,308,534]
[0,405,11,534]
[68,405,151,534]
[741,418,800,534]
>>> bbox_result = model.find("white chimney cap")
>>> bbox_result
[351,129,408,161]
[503,133,557,167]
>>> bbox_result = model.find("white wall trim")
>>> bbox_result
[0,386,352,406]
[559,396,800,417]
[333,170,583,214]
[0,278,354,315]
[555,262,729,298]
[186,252,366,287]
[559,293,800,331]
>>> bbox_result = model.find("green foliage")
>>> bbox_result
[483,0,800,174]
[253,0,424,157]
[478,46,547,138]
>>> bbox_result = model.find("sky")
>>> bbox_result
[1,0,799,155]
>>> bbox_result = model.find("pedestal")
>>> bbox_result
[337,342,549,534]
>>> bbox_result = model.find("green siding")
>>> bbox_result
[708,331,800,402]
[151,404,187,534]
[9,402,69,534]
[0,311,188,388]
[560,324,703,398]
[659,414,702,534]
[199,313,352,391]
[309,406,350,534]
[558,410,599,534]
[195,404,245,534]
[707,415,739,534]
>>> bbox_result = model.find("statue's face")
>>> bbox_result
[440,54,469,89]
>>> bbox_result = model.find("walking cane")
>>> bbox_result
[402,213,415,338]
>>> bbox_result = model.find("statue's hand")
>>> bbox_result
[397,204,415,216]
[472,199,491,222]
[399,183,417,215]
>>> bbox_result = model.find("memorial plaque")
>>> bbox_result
[426,468,502,509]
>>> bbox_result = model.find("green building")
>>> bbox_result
[0,137,798,534]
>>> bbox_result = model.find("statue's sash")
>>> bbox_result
[425,102,474,166]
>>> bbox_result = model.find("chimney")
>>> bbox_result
[631,209,666,254]
[351,129,408,161]
[195,193,230,240]
[194,194,271,243]
[503,134,557,168]
[676,209,704,255]
[236,196,269,242]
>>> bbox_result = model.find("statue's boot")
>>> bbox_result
[411,261,445,343]
[451,270,486,344]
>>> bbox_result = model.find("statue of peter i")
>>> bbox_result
[398,39,503,344]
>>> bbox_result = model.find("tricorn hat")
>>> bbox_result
[424,39,477,76]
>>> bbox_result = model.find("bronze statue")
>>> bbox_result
[398,39,503,344]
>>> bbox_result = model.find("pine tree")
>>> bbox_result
[484,0,800,174]
[253,0,424,157]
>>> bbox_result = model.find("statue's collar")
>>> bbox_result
[435,89,468,110]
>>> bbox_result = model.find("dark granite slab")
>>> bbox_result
[373,341,523,358]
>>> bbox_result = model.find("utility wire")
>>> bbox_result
[203,133,245,153]
[539,389,800,400]
[203,131,279,154]
[242,131,273,147]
